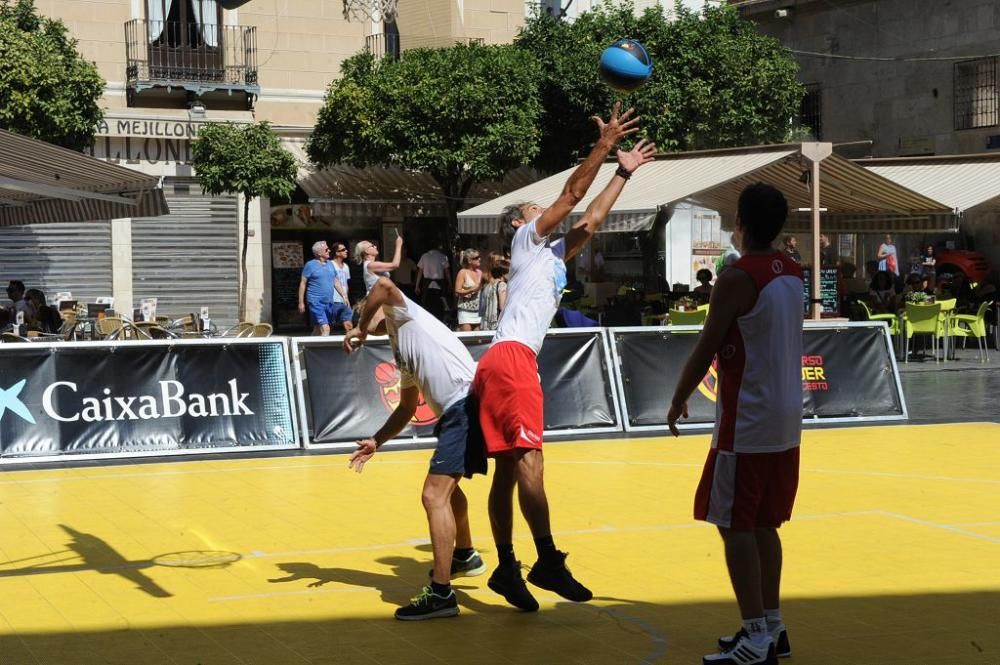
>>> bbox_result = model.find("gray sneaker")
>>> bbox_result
[451,550,487,578]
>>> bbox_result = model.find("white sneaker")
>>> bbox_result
[703,634,776,665]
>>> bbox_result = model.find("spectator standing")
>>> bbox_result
[920,245,937,288]
[693,268,713,303]
[298,241,343,336]
[781,235,801,263]
[877,234,899,276]
[416,240,452,322]
[454,249,483,331]
[479,256,509,332]
[819,234,835,266]
[355,233,404,296]
[330,242,354,333]
[392,246,418,300]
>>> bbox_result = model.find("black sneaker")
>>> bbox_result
[526,551,592,602]
[719,626,790,658]
[487,560,539,611]
[703,634,776,664]
[426,550,488,580]
[394,585,459,621]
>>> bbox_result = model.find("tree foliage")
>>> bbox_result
[308,43,544,234]
[515,1,805,171]
[191,121,297,320]
[0,0,104,151]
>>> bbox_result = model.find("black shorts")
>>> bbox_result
[430,396,487,478]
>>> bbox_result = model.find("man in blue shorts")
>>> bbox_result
[298,240,353,335]
[344,276,487,620]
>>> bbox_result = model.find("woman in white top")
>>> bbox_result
[354,233,404,295]
[454,248,483,331]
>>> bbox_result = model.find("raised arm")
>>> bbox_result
[666,268,756,435]
[535,102,641,238]
[367,235,404,274]
[563,139,657,261]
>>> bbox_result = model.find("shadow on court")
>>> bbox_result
[0,524,240,599]
[1,590,997,664]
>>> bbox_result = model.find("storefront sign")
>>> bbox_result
[0,340,297,459]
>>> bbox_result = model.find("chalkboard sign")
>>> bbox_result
[802,267,840,316]
[273,268,301,309]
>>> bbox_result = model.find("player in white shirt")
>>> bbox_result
[472,103,656,611]
[344,276,487,621]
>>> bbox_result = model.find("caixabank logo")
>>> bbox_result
[372,361,439,426]
[0,378,256,425]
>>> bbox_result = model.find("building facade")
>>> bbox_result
[733,0,1000,158]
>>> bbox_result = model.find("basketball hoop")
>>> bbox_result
[342,0,399,24]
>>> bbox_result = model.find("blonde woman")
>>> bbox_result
[454,249,483,331]
[354,232,404,295]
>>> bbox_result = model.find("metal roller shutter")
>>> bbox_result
[131,178,239,326]
[0,223,113,303]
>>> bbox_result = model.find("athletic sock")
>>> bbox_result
[533,535,557,561]
[764,607,782,629]
[453,547,475,560]
[497,544,516,567]
[742,618,769,647]
[430,580,451,596]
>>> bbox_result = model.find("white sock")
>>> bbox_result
[742,618,769,647]
[765,608,782,629]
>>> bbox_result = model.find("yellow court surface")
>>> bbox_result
[0,423,997,665]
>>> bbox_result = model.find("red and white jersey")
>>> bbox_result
[712,252,804,454]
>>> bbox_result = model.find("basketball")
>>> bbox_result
[599,39,653,92]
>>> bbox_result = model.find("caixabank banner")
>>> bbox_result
[297,329,620,445]
[612,323,905,431]
[0,340,297,457]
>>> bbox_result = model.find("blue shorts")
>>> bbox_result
[430,396,487,478]
[308,301,353,326]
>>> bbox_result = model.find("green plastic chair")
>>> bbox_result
[668,308,707,327]
[950,300,993,362]
[858,300,899,336]
[933,298,957,361]
[903,302,942,363]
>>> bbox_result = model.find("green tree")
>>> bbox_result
[0,0,104,151]
[308,43,543,240]
[516,1,805,171]
[191,122,297,321]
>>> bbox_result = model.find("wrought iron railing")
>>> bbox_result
[125,19,259,97]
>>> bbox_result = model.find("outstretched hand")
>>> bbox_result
[617,138,657,174]
[348,438,377,473]
[343,328,365,354]
[592,101,641,147]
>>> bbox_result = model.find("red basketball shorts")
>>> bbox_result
[472,341,544,456]
[694,446,800,530]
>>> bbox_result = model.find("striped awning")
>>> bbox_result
[458,143,956,234]
[0,128,169,226]
[282,138,542,219]
[858,153,1000,213]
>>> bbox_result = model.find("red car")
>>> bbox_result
[935,249,991,284]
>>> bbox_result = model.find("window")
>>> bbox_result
[799,83,822,140]
[954,57,998,130]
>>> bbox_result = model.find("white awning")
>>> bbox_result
[858,153,1000,213]
[458,144,954,234]
[281,138,542,219]
[0,128,169,226]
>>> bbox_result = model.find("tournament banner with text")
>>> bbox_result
[298,329,620,445]
[612,323,905,431]
[0,340,297,458]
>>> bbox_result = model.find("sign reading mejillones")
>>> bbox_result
[0,340,296,458]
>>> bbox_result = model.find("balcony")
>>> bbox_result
[365,32,400,61]
[125,19,260,107]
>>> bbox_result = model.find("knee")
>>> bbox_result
[422,486,450,512]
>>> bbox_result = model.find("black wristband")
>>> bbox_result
[615,165,632,180]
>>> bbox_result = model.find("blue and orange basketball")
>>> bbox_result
[599,39,653,92]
